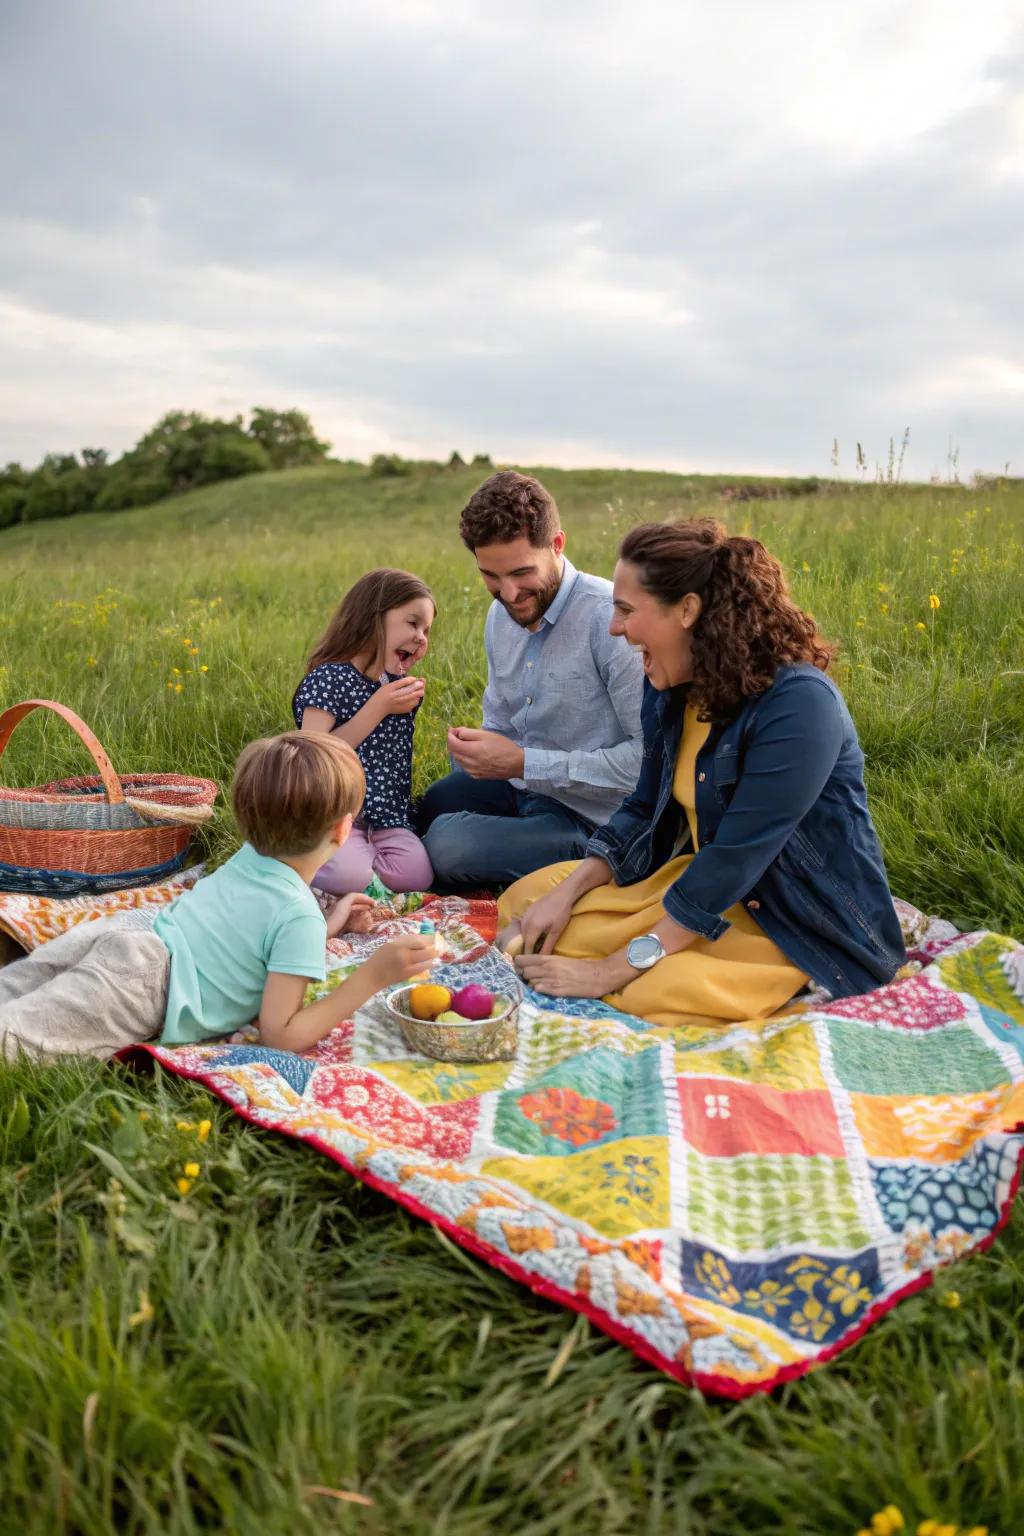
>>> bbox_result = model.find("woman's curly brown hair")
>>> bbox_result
[618,517,833,720]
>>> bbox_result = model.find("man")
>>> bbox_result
[417,470,644,887]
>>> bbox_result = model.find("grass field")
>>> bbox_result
[0,463,1022,1535]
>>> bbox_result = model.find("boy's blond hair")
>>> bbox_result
[232,731,365,857]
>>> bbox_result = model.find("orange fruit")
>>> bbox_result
[409,983,452,1020]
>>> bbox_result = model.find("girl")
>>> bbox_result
[292,568,436,895]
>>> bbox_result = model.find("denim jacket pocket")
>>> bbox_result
[712,750,739,787]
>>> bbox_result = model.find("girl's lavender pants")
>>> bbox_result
[313,822,434,896]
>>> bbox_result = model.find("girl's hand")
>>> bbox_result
[325,892,378,939]
[366,934,437,989]
[519,887,576,956]
[514,954,611,999]
[379,678,425,716]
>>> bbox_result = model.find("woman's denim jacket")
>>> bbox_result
[585,664,905,998]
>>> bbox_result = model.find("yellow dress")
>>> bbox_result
[498,705,808,1028]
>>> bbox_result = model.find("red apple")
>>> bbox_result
[449,983,494,1020]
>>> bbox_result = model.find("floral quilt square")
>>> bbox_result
[679,1242,883,1345]
[483,1135,670,1239]
[677,1076,844,1158]
[493,1045,667,1156]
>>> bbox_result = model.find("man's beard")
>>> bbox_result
[500,570,563,628]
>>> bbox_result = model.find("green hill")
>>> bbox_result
[1,462,1021,932]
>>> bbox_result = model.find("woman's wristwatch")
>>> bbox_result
[625,933,667,971]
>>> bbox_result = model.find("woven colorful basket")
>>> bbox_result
[0,699,218,895]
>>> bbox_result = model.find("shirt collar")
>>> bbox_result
[540,557,579,629]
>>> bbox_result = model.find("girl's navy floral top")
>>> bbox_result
[292,663,419,830]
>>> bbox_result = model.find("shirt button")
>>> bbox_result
[527,661,533,668]
[526,696,532,704]
[698,771,706,783]
[747,900,760,911]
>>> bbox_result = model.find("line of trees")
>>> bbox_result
[0,408,330,529]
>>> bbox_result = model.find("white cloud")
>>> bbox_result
[0,0,1021,475]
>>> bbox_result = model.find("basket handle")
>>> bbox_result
[0,699,126,805]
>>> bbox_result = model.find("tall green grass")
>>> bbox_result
[0,466,1021,1533]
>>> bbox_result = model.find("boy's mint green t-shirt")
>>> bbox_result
[155,843,326,1046]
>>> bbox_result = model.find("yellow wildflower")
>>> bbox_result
[197,1119,212,1142]
[928,593,940,610]
[138,1110,150,1122]
[176,1177,193,1197]
[199,664,209,673]
[881,1508,905,1531]
[86,655,98,667]
[128,1289,154,1328]
[878,582,891,593]
[915,622,927,632]
[856,618,866,628]
[174,684,184,694]
[183,637,192,646]
[801,560,811,572]
[934,1526,957,1536]
[964,1527,989,1535]
[171,666,181,674]
[879,603,889,615]
[916,1524,937,1536]
[183,1161,200,1178]
[941,1290,960,1308]
[871,1508,905,1535]
[176,1120,193,1131]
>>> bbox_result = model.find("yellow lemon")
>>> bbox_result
[409,983,452,1020]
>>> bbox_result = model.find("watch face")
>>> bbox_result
[628,934,663,966]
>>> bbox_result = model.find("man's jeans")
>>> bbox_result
[417,768,595,889]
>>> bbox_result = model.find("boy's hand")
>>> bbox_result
[367,935,437,989]
[378,678,425,716]
[325,891,378,939]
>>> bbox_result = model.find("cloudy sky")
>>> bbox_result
[1,0,1021,479]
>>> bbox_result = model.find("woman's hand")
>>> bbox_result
[514,953,612,998]
[519,887,577,956]
[379,677,425,716]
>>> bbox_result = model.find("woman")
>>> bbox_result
[499,518,905,1027]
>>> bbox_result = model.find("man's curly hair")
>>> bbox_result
[459,471,560,551]
[619,517,833,720]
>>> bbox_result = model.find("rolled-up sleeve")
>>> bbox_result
[663,676,845,935]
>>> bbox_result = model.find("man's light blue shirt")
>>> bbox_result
[481,557,644,825]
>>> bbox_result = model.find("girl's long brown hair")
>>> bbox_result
[619,517,833,720]
[307,568,435,674]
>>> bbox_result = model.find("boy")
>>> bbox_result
[0,732,434,1060]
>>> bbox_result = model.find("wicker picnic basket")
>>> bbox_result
[0,699,218,895]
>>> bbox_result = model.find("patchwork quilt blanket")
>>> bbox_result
[2,880,1022,1397]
